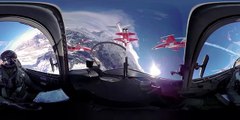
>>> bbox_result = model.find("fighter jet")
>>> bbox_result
[153,35,186,51]
[67,43,92,52]
[114,22,138,46]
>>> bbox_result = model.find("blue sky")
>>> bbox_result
[1,0,238,80]
[0,22,31,51]
[193,22,240,78]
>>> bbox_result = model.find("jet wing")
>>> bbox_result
[128,38,138,42]
[116,32,136,36]
[114,38,125,42]
[153,43,167,49]
[127,32,136,36]
[68,46,76,52]
[68,45,91,52]
[82,46,92,51]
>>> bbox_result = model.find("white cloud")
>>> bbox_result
[233,41,240,46]
[136,9,168,21]
[126,44,143,72]
[154,12,168,18]
[7,28,41,50]
[153,12,168,21]
[0,41,8,46]
[63,10,139,47]
[227,31,232,41]
[63,10,135,33]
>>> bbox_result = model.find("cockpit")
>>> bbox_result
[2,1,240,120]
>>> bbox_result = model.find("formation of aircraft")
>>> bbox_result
[1,1,240,120]
[114,22,186,51]
[114,22,138,46]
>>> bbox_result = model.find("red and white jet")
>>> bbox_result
[80,39,92,43]
[114,22,138,46]
[153,35,186,51]
[67,43,92,52]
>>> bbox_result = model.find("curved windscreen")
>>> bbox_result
[193,22,240,79]
[63,1,186,80]
[0,21,58,74]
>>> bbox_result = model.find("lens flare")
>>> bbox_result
[149,62,161,77]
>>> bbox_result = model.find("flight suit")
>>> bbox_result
[0,66,35,103]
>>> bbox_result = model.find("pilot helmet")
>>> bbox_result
[1,50,18,68]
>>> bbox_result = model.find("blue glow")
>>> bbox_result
[0,22,31,51]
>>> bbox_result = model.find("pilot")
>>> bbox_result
[0,50,41,109]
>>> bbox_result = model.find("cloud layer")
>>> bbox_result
[63,10,135,34]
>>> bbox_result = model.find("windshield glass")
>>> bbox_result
[11,0,234,80]
[194,22,240,79]
[62,0,189,80]
[0,21,59,74]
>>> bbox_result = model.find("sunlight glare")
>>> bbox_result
[149,62,161,77]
